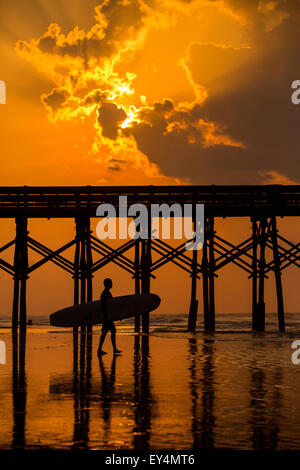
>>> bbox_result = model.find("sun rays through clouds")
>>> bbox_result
[15,0,246,184]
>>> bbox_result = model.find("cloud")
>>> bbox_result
[259,170,299,185]
[15,1,159,103]
[41,87,70,115]
[119,98,246,183]
[15,1,178,181]
[218,0,300,31]
[173,8,300,183]
[16,0,300,185]
[182,42,252,92]
[16,0,245,184]
[97,101,127,139]
[19,0,150,61]
[128,97,244,148]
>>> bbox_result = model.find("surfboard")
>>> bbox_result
[50,293,161,327]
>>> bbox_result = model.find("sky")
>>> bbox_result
[1,0,300,317]
[2,0,300,186]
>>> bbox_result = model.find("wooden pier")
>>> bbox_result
[1,185,300,333]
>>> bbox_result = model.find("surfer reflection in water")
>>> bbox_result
[97,278,122,356]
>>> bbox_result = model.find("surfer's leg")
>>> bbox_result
[98,326,109,355]
[110,323,122,354]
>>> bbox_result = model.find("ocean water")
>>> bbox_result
[1,312,300,333]
[0,313,300,450]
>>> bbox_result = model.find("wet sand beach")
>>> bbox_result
[1,315,300,450]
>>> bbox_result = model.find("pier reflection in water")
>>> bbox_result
[188,338,215,449]
[4,329,300,449]
[12,331,27,449]
[132,335,154,450]
[248,339,283,450]
[48,332,155,449]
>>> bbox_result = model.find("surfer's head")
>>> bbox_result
[103,278,112,289]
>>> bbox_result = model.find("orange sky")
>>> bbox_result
[2,0,300,186]
[0,0,243,185]
[1,0,300,317]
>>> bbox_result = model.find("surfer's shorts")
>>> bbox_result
[102,319,116,333]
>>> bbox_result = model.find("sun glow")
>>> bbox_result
[117,85,134,96]
[120,105,141,129]
[11,0,255,186]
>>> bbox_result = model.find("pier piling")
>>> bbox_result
[12,216,28,333]
[188,213,199,331]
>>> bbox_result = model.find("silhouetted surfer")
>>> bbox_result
[97,278,122,356]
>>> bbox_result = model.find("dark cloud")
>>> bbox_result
[42,87,70,112]
[136,99,174,132]
[82,89,108,106]
[122,14,300,184]
[153,99,174,113]
[220,0,300,29]
[30,0,150,63]
[107,157,124,171]
[100,0,145,41]
[127,116,247,183]
[108,164,122,171]
[123,97,246,183]
[97,101,127,139]
[36,27,114,61]
[38,35,57,53]
[198,15,300,181]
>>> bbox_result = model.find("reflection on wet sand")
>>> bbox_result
[188,337,215,448]
[49,332,155,449]
[132,335,154,450]
[8,329,297,449]
[248,339,283,450]
[98,352,117,445]
[12,331,27,449]
[72,329,92,449]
